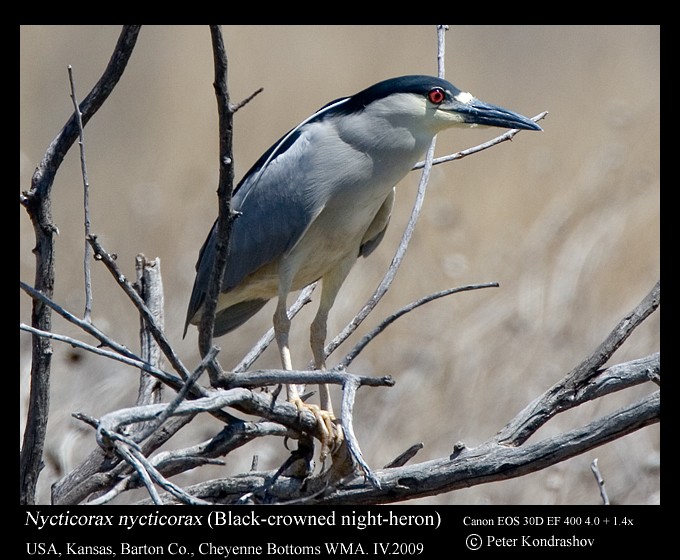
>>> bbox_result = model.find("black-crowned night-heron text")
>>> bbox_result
[185,75,541,460]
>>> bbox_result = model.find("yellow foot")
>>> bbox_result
[290,397,344,464]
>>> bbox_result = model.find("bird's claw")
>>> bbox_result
[291,398,344,464]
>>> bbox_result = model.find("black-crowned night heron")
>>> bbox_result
[185,75,541,458]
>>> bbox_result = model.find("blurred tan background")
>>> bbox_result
[20,25,659,504]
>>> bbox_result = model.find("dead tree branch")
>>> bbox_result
[495,281,659,446]
[142,352,658,505]
[19,25,141,505]
[195,26,235,381]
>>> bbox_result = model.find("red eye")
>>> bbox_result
[428,87,445,104]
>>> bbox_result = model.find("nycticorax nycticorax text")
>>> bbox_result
[185,75,541,457]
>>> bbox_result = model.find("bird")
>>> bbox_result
[185,75,541,460]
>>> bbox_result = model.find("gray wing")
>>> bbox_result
[184,123,326,334]
[359,187,395,258]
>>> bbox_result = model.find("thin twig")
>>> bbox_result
[19,323,181,387]
[567,280,660,388]
[88,235,192,381]
[101,428,213,505]
[234,283,317,372]
[384,443,424,468]
[436,25,448,77]
[111,438,163,504]
[20,280,138,360]
[590,458,610,505]
[231,87,264,112]
[84,476,130,505]
[133,346,219,443]
[58,414,227,505]
[198,26,238,386]
[68,65,93,322]
[341,377,380,488]
[412,111,549,171]
[125,443,212,505]
[18,324,241,430]
[95,390,252,448]
[23,26,142,204]
[341,282,499,368]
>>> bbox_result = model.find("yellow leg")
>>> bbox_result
[307,263,355,462]
[273,269,346,465]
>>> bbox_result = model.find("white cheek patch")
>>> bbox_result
[454,90,475,104]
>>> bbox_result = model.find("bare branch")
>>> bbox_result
[88,235,192,382]
[133,256,164,420]
[226,368,394,390]
[591,458,610,505]
[574,352,659,402]
[19,323,181,388]
[412,111,549,171]
[568,280,660,387]
[132,346,219,444]
[384,444,425,468]
[22,26,141,205]
[197,26,239,386]
[67,65,93,322]
[165,387,657,505]
[53,414,194,505]
[20,280,138,360]
[19,25,141,505]
[340,376,380,487]
[341,282,499,368]
[109,436,163,504]
[117,436,212,506]
[95,428,214,506]
[496,282,660,446]
[230,87,264,112]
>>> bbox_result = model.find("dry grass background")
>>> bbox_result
[20,25,659,505]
